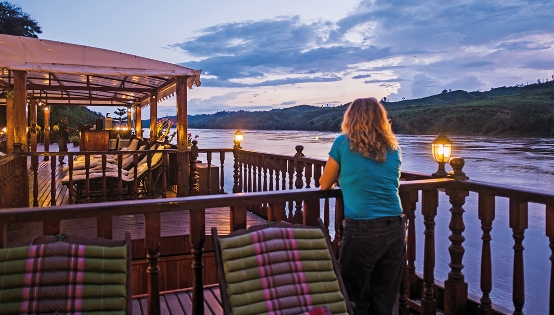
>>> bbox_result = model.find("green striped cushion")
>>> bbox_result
[219,227,349,315]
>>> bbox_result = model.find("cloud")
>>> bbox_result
[364,78,406,84]
[172,0,554,105]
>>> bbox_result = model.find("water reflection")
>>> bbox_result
[157,128,553,313]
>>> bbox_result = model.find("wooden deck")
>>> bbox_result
[133,286,224,315]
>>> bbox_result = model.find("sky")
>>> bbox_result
[12,0,554,117]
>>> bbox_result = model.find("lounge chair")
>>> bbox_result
[212,219,354,315]
[62,145,164,202]
[0,231,132,314]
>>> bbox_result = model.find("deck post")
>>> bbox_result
[135,104,142,138]
[126,105,132,130]
[293,145,304,224]
[13,71,28,153]
[150,93,157,145]
[233,147,241,193]
[444,158,469,315]
[13,143,29,207]
[145,212,161,315]
[421,189,438,315]
[190,207,206,315]
[176,76,188,197]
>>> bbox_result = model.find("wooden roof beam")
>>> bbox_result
[27,84,155,93]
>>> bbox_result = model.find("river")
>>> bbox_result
[147,128,554,313]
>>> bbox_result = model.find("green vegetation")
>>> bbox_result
[0,1,42,38]
[186,81,554,137]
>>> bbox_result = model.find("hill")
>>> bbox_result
[144,81,554,137]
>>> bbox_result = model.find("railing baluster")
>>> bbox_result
[478,192,495,315]
[68,155,74,204]
[257,155,262,192]
[117,153,123,200]
[145,212,161,315]
[162,151,168,198]
[230,205,247,232]
[206,151,213,195]
[190,140,200,196]
[190,207,206,315]
[305,162,312,188]
[50,156,57,206]
[262,155,268,191]
[97,215,112,239]
[421,189,438,314]
[219,151,225,193]
[32,154,38,207]
[332,196,344,258]
[510,198,528,315]
[101,155,107,202]
[546,203,554,315]
[288,159,294,190]
[268,157,274,191]
[242,152,248,193]
[281,158,287,191]
[400,189,418,313]
[232,149,239,193]
[444,185,469,314]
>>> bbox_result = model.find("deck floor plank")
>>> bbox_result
[135,286,223,315]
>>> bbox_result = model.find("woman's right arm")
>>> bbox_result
[319,156,340,190]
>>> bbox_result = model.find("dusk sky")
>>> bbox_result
[12,0,554,117]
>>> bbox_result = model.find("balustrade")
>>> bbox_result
[2,144,554,314]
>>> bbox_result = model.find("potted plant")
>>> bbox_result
[70,135,80,147]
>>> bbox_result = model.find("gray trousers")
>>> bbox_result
[339,215,406,315]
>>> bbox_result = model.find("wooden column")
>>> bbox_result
[126,106,132,130]
[13,71,28,152]
[43,106,50,161]
[150,94,158,144]
[135,105,142,138]
[176,76,188,196]
[29,99,38,153]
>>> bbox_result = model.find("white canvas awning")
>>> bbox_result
[0,34,201,107]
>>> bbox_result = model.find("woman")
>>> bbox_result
[320,97,405,315]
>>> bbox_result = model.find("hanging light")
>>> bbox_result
[432,133,452,177]
[233,129,244,149]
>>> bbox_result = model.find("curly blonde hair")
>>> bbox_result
[341,97,397,162]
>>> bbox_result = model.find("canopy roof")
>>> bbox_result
[0,34,201,107]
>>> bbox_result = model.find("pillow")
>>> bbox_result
[122,145,146,170]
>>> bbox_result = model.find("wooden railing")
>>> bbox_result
[2,143,554,314]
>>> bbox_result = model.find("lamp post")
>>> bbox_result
[232,129,243,193]
[432,133,452,177]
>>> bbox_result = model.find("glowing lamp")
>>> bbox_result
[432,133,452,177]
[233,129,243,149]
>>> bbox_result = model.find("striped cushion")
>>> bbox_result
[0,241,128,314]
[218,227,349,315]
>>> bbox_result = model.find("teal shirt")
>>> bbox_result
[329,134,402,220]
